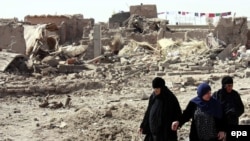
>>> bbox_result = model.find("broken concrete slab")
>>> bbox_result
[0,51,28,72]
[57,64,89,73]
[155,71,166,76]
[217,44,233,60]
[167,71,210,76]
[244,68,250,78]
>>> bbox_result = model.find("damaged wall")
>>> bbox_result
[214,17,248,46]
[246,30,250,49]
[24,15,94,44]
[0,23,26,54]
[109,12,130,29]
[130,4,157,18]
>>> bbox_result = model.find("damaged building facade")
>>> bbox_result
[24,14,94,44]
[0,4,250,75]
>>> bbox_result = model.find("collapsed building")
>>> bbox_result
[0,4,250,76]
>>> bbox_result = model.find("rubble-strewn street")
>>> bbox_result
[1,3,250,141]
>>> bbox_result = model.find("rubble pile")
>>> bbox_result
[0,9,250,141]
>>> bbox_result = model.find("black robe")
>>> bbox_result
[140,87,182,141]
[213,89,244,126]
[179,101,225,141]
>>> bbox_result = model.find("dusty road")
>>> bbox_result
[0,72,249,141]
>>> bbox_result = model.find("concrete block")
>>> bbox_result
[149,65,159,71]
[167,71,209,76]
[189,66,213,71]
[93,24,101,58]
[155,71,166,76]
[244,69,250,78]
[217,44,233,60]
[58,64,88,73]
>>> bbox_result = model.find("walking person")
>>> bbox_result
[213,76,244,126]
[172,83,225,141]
[139,77,182,141]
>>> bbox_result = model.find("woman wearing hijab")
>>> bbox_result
[139,77,182,141]
[213,76,244,126]
[172,83,225,141]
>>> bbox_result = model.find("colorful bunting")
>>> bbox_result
[165,11,232,17]
[216,13,221,16]
[209,13,215,18]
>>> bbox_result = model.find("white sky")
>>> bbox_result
[1,0,249,25]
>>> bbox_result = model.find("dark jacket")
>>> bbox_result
[179,101,226,141]
[213,89,244,126]
[140,86,182,141]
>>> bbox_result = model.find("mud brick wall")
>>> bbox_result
[24,15,94,45]
[109,12,130,29]
[0,24,26,54]
[214,17,248,46]
[130,5,157,18]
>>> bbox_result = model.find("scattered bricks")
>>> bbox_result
[158,65,164,71]
[171,56,181,64]
[149,64,159,71]
[227,60,235,65]
[189,66,213,71]
[168,64,179,70]
[244,69,250,78]
[58,64,88,73]
[155,71,166,76]
[180,87,186,92]
[168,71,209,76]
[226,66,236,73]
[95,67,102,72]
[120,57,129,65]
[181,77,195,86]
[160,61,170,68]
[105,64,114,69]
[5,88,25,93]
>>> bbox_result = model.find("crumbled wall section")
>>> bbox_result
[130,4,157,18]
[0,24,26,54]
[109,12,130,29]
[24,15,94,44]
[24,15,70,25]
[214,17,248,46]
[246,30,250,49]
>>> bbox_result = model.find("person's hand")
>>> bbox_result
[138,128,143,134]
[171,121,179,131]
[217,131,225,140]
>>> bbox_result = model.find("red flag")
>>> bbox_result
[209,13,215,18]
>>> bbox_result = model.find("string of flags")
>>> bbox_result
[157,11,232,17]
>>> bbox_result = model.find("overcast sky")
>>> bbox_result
[1,0,249,25]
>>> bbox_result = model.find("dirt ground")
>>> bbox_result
[0,71,250,141]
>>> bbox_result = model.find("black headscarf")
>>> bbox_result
[152,77,165,88]
[221,76,233,89]
[191,83,222,118]
[219,76,237,114]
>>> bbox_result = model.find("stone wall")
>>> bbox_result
[24,15,70,25]
[125,30,209,45]
[130,4,157,18]
[246,30,250,49]
[24,15,94,44]
[108,12,130,29]
[0,24,26,54]
[214,17,248,46]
